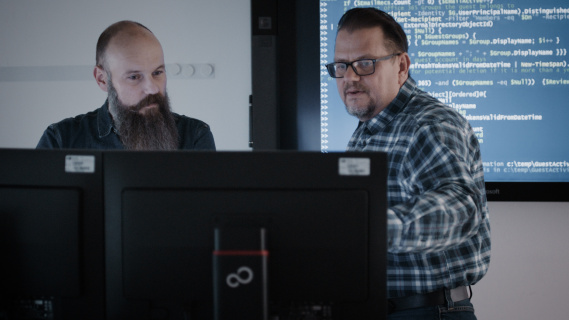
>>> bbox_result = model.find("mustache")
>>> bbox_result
[127,93,167,113]
[344,82,368,95]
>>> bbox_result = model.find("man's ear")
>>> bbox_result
[397,53,411,85]
[94,66,109,93]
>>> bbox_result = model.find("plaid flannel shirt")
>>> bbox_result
[347,77,491,298]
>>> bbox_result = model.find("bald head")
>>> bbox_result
[95,21,160,70]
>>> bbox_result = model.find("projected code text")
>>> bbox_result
[319,0,569,181]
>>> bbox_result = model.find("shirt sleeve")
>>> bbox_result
[36,125,62,149]
[387,119,485,254]
[175,115,216,151]
[193,123,216,150]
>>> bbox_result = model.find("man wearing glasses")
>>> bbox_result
[327,8,490,320]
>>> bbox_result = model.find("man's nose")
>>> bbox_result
[143,77,161,95]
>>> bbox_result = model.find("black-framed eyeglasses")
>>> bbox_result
[325,53,402,78]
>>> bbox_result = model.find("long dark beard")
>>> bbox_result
[108,80,179,150]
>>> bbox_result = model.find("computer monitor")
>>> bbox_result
[0,149,105,320]
[104,151,387,319]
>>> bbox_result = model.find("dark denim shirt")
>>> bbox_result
[36,101,216,150]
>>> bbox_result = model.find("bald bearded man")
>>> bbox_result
[37,21,215,150]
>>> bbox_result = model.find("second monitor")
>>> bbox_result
[104,151,388,319]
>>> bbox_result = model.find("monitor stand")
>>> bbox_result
[213,226,268,320]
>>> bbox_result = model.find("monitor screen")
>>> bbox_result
[252,0,569,201]
[104,151,387,319]
[0,149,105,320]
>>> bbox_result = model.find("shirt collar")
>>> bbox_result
[97,100,115,138]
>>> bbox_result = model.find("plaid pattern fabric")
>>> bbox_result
[347,77,491,298]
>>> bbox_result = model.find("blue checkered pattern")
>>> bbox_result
[347,77,491,298]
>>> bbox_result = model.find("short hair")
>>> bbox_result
[337,8,408,54]
[95,20,153,69]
